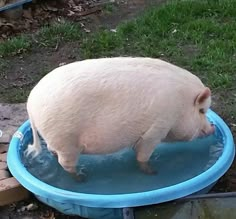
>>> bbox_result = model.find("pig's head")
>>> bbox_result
[166,87,215,142]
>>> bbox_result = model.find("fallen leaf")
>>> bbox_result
[0,21,14,28]
[40,211,55,219]
[67,9,75,16]
[45,5,58,12]
[59,62,67,66]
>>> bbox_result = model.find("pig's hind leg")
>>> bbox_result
[53,138,86,181]
[57,148,86,182]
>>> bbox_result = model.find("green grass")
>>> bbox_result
[0,21,82,57]
[0,0,236,103]
[0,36,31,57]
[36,21,82,47]
[81,0,236,89]
[0,87,31,103]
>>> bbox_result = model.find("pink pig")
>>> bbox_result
[26,57,214,180]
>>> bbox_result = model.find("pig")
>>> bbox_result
[26,57,214,180]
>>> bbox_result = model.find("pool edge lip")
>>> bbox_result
[7,109,235,208]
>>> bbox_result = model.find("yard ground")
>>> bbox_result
[0,0,235,218]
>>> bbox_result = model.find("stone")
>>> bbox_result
[0,177,30,206]
[0,103,28,143]
[0,170,10,180]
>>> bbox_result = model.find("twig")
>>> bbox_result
[78,6,102,17]
[0,83,7,89]
[31,34,47,47]
[54,40,59,51]
[11,80,33,88]
[90,0,115,7]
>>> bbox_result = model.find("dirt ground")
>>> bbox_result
[0,0,235,218]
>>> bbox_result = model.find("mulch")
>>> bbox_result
[0,0,110,41]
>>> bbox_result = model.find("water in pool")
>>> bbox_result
[21,127,223,195]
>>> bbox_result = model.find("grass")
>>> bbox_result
[0,36,31,57]
[0,87,31,103]
[36,21,82,47]
[81,0,236,89]
[0,0,236,102]
[0,21,82,57]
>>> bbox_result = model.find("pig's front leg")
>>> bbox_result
[134,137,158,174]
[134,125,168,174]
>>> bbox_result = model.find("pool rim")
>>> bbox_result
[7,109,235,208]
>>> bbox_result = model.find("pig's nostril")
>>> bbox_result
[210,124,215,133]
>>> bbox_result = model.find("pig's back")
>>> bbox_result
[30,57,203,101]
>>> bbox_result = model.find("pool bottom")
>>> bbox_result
[21,128,223,195]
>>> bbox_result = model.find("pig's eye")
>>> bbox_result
[199,108,205,114]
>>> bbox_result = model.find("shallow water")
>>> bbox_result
[21,128,223,195]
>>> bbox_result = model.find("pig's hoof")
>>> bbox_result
[74,167,87,182]
[76,173,87,182]
[71,172,87,182]
[138,162,157,175]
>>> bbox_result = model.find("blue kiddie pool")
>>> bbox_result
[7,109,235,219]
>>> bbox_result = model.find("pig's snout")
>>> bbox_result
[200,123,215,138]
[206,124,215,136]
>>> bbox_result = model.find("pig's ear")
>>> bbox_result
[194,87,211,105]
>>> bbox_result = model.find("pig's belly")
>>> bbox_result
[79,126,141,155]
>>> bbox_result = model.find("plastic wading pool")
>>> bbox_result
[7,109,235,219]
